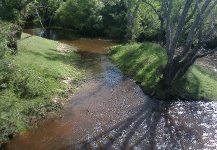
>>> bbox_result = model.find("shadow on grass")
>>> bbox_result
[27,49,90,71]
[178,70,201,100]
[194,65,217,82]
[178,63,217,100]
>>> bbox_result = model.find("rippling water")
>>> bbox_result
[4,27,217,150]
[71,100,217,150]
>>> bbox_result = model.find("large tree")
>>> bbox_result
[160,0,217,91]
[143,0,165,44]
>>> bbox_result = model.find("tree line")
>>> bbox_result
[0,0,217,97]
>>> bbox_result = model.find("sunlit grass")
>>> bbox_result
[0,33,84,143]
[181,66,217,100]
[109,42,217,100]
[109,42,166,94]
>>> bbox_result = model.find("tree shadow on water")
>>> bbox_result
[57,96,209,150]
[58,100,178,150]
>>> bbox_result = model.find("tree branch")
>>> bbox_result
[196,0,204,42]
[35,5,45,30]
[18,0,35,11]
[185,0,212,44]
[196,47,217,58]
[143,0,161,18]
[170,0,192,55]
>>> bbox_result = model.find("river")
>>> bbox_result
[4,27,217,150]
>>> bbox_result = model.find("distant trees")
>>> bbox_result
[101,0,127,38]
[55,0,104,33]
[31,0,63,27]
[0,0,61,50]
[46,0,160,39]
[142,0,164,44]
[124,0,141,43]
[159,0,217,91]
[0,0,35,51]
[0,0,34,22]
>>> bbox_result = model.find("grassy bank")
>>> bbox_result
[109,42,217,100]
[0,33,84,144]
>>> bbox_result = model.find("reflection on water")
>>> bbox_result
[23,28,80,41]
[4,28,217,150]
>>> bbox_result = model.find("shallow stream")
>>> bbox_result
[5,28,217,150]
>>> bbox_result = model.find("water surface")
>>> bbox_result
[5,28,217,150]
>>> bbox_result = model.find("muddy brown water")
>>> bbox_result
[4,28,217,150]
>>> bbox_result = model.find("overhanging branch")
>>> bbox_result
[196,47,217,58]
[18,0,35,11]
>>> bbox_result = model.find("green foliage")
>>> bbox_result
[0,21,24,144]
[0,90,28,142]
[0,22,10,55]
[31,0,64,26]
[101,0,127,38]
[54,0,127,37]
[0,0,24,23]
[55,0,104,33]
[0,33,84,144]
[0,21,14,87]
[137,2,160,41]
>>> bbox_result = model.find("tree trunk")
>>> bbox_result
[124,0,141,43]
[124,0,133,43]
[161,54,197,91]
[158,17,164,45]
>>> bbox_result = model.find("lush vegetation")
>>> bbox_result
[0,0,217,144]
[0,33,84,144]
[32,0,217,93]
[55,0,104,34]
[110,43,217,100]
[53,0,160,39]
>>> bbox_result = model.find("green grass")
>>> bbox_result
[0,33,84,143]
[109,42,166,94]
[109,42,217,100]
[180,66,217,100]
